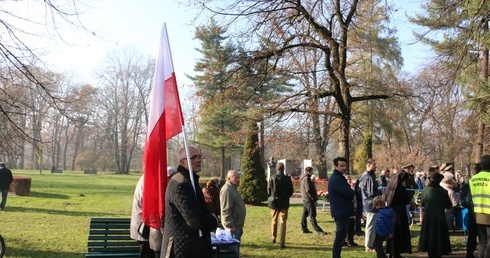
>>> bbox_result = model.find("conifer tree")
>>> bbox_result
[238,120,267,205]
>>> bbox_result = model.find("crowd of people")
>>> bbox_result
[329,158,490,258]
[128,146,489,258]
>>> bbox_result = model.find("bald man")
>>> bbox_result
[220,170,246,256]
[161,145,218,258]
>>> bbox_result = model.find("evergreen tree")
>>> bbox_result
[238,120,267,205]
[190,19,243,179]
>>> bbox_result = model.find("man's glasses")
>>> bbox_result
[187,155,205,161]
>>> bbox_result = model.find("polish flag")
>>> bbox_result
[142,23,184,229]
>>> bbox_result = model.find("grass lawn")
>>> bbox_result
[0,170,468,257]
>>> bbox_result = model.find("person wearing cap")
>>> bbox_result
[0,162,13,211]
[418,167,452,258]
[401,164,417,199]
[470,155,490,258]
[440,171,459,231]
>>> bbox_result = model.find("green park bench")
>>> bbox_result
[85,217,238,258]
[51,169,63,174]
[84,170,98,175]
[85,218,139,258]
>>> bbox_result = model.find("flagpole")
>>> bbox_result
[182,126,197,197]
[181,125,203,237]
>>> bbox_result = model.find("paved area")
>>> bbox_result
[289,195,476,258]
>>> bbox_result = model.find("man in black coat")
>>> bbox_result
[267,162,294,248]
[161,146,218,258]
[328,157,354,258]
[0,162,13,211]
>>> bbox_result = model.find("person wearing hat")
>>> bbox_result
[418,167,452,258]
[440,171,459,231]
[384,170,413,257]
[470,155,490,258]
[0,162,13,211]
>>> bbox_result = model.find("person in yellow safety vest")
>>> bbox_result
[470,155,490,258]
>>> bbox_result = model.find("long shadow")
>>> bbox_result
[29,191,70,199]
[4,246,82,258]
[4,205,117,217]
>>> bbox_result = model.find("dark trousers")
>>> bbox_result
[138,241,155,258]
[333,217,350,258]
[374,235,387,258]
[0,188,8,209]
[346,217,355,244]
[477,224,490,258]
[466,213,478,258]
[355,203,363,234]
[301,201,322,232]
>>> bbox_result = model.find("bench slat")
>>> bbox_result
[86,217,138,258]
[88,236,133,241]
[85,253,139,258]
[88,242,138,247]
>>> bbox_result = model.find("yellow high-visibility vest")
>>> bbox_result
[470,171,490,215]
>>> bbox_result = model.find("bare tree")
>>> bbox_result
[193,1,398,170]
[96,48,154,174]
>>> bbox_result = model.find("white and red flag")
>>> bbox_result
[142,23,184,229]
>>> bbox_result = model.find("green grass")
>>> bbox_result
[0,170,468,257]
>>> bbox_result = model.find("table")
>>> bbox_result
[211,241,239,258]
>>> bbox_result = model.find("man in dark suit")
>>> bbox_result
[328,157,354,258]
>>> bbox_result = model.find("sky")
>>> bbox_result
[7,0,430,89]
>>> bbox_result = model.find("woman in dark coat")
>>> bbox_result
[384,171,412,257]
[418,169,452,258]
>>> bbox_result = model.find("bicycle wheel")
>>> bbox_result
[0,234,5,258]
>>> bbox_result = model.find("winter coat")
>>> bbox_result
[300,174,318,203]
[384,171,412,255]
[359,171,381,212]
[418,183,452,255]
[161,166,218,258]
[130,176,147,242]
[267,172,294,209]
[0,166,13,189]
[328,170,354,219]
[375,206,394,239]
[219,181,246,230]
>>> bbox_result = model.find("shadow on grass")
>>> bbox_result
[5,246,81,258]
[29,191,70,199]
[4,205,118,217]
[243,241,332,257]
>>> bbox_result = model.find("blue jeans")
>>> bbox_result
[231,228,243,256]
[333,217,350,258]
[1,188,8,209]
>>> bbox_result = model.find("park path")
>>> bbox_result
[289,195,475,258]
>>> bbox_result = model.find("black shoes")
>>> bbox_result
[348,242,359,246]
[280,243,286,249]
[316,231,328,235]
[355,230,364,236]
[302,229,312,233]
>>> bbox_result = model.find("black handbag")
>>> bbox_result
[138,221,150,239]
[268,196,276,209]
